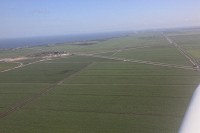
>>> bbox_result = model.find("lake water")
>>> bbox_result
[0,32,133,49]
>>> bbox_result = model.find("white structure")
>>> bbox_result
[179,84,200,133]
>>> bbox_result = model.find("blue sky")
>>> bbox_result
[0,0,200,38]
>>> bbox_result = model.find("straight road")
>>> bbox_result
[75,53,195,70]
[0,59,49,73]
[162,33,200,70]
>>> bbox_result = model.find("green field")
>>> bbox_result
[0,31,200,133]
[170,34,200,59]
[0,62,19,71]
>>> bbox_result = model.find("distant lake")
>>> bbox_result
[0,32,133,49]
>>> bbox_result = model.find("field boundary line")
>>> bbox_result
[167,33,200,37]
[0,55,73,73]
[44,93,189,99]
[76,54,195,71]
[0,63,91,119]
[0,62,23,73]
[0,83,52,84]
[60,83,196,86]
[39,108,182,118]
[0,59,47,73]
[162,33,200,70]
[57,63,93,85]
[89,45,163,55]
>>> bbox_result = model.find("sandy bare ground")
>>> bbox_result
[0,54,70,73]
[0,59,49,73]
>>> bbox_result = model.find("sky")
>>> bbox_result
[0,0,200,39]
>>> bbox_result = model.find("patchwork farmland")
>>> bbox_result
[0,31,200,133]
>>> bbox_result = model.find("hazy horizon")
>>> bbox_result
[1,0,200,39]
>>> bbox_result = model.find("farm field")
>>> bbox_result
[0,62,19,71]
[170,34,200,59]
[0,31,200,133]
[0,48,40,58]
[108,46,191,65]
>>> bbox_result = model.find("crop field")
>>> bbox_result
[109,46,191,65]
[0,31,200,133]
[170,34,200,59]
[0,62,19,71]
[0,48,40,58]
[31,33,168,54]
